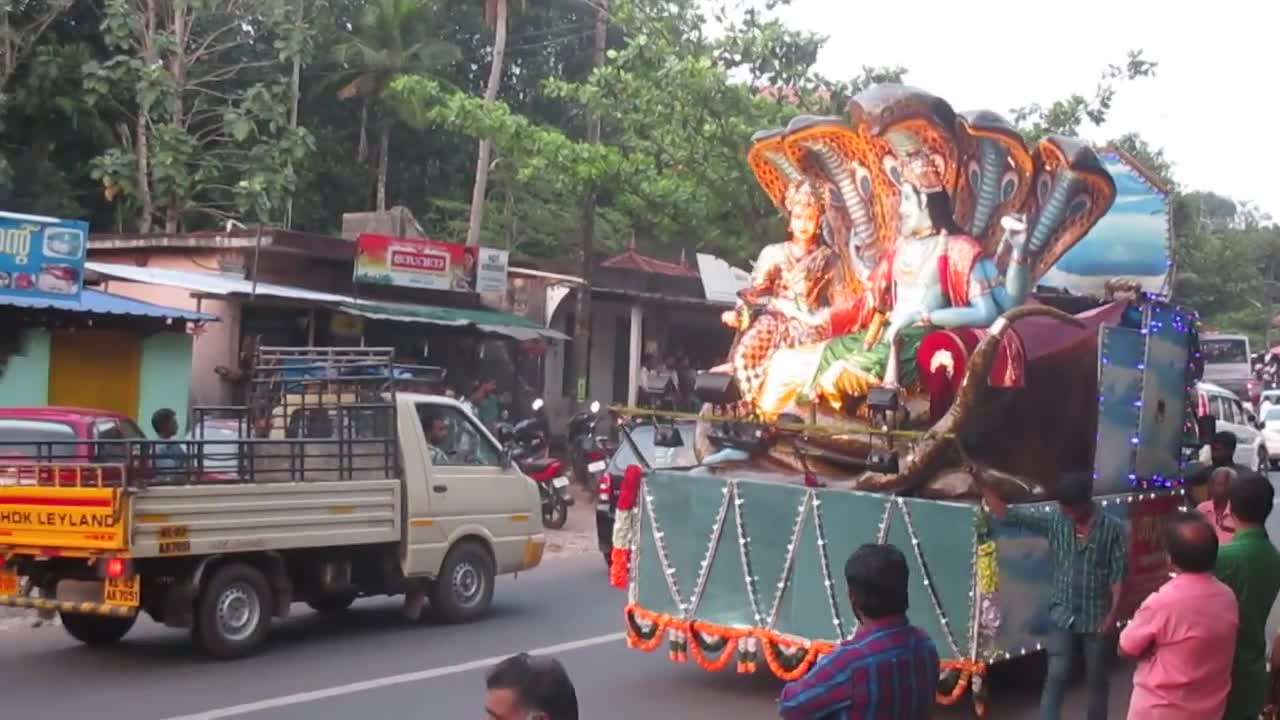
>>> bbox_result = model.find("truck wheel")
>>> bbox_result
[307,593,357,615]
[193,562,272,660]
[430,543,495,624]
[60,612,136,646]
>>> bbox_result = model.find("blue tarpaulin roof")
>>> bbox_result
[0,288,217,321]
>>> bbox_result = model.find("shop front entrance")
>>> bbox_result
[48,329,141,418]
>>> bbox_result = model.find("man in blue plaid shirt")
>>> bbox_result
[980,471,1128,720]
[777,544,940,719]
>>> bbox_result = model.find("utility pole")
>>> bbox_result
[572,0,607,409]
[284,0,304,230]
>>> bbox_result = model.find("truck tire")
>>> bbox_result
[60,612,136,646]
[307,593,357,615]
[193,562,272,660]
[430,542,495,624]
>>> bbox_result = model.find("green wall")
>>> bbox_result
[0,328,51,406]
[138,332,193,437]
[0,328,193,438]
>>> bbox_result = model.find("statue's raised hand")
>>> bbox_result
[1001,213,1029,255]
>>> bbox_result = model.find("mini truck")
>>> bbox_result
[0,347,546,659]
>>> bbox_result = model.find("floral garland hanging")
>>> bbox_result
[609,464,644,589]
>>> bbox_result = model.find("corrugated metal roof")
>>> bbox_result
[86,262,566,341]
[86,262,350,303]
[335,300,570,342]
[0,288,217,321]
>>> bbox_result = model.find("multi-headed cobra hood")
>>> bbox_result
[745,84,1116,291]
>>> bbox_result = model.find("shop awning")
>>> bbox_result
[86,262,350,303]
[333,300,569,342]
[0,288,217,322]
[86,262,565,341]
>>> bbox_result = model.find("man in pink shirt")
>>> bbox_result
[1196,467,1237,545]
[1119,510,1239,719]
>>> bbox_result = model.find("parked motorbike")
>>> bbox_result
[568,400,608,489]
[499,398,573,530]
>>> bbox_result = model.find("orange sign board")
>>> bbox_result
[0,486,127,550]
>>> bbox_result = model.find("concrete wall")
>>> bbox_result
[0,328,51,406]
[95,252,242,407]
[138,332,195,435]
[0,327,191,432]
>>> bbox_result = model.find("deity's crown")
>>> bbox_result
[783,179,827,215]
[885,128,944,194]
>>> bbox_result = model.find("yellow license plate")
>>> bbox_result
[0,571,18,596]
[103,575,140,607]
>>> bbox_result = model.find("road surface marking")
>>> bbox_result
[157,631,627,720]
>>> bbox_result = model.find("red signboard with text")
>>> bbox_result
[1115,492,1178,620]
[353,233,509,294]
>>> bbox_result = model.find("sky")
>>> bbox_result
[771,0,1280,218]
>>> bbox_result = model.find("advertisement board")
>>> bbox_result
[1040,149,1173,298]
[0,211,88,302]
[353,233,508,293]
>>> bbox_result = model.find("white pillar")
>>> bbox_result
[627,303,643,406]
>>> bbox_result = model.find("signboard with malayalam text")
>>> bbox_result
[0,211,88,302]
[353,233,508,294]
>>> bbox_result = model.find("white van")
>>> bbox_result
[1196,381,1268,471]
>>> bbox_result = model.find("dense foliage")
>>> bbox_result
[0,0,1275,339]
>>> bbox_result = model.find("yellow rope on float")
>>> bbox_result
[610,405,953,442]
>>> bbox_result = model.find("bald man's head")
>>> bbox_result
[1164,510,1218,573]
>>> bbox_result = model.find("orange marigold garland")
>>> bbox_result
[936,659,985,706]
[760,633,821,681]
[687,620,750,673]
[608,545,631,588]
[624,605,668,652]
[689,631,737,672]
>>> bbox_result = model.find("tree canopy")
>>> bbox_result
[1,0,1274,340]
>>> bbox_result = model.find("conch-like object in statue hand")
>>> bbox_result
[1000,213,1028,253]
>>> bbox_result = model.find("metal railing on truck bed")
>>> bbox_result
[0,347,437,489]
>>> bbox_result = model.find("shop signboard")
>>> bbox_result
[0,211,89,302]
[353,233,508,293]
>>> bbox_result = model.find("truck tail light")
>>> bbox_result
[100,557,133,579]
[598,472,612,503]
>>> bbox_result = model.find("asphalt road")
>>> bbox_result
[0,555,1131,720]
[5,480,1280,720]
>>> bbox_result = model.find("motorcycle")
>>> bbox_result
[499,398,573,530]
[568,400,608,488]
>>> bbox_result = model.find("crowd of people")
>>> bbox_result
[776,440,1280,720]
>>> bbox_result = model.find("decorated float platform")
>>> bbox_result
[608,82,1190,717]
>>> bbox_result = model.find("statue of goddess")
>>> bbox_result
[720,179,838,409]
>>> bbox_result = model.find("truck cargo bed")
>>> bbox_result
[130,479,401,557]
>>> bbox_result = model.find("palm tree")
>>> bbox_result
[334,0,459,211]
[464,0,522,246]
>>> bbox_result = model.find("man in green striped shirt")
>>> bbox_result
[980,472,1128,720]
[1214,472,1280,720]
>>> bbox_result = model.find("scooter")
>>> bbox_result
[568,400,608,488]
[499,398,573,530]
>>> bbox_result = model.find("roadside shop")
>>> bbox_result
[0,211,215,431]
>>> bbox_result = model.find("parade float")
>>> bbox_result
[607,84,1191,715]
